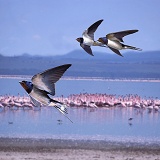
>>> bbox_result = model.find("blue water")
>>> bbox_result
[0,107,160,142]
[0,78,160,98]
[0,77,160,143]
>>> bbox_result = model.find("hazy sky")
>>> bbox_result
[0,0,160,56]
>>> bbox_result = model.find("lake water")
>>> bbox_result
[0,77,160,145]
[0,77,160,98]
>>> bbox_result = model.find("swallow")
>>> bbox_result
[19,64,73,122]
[76,19,105,56]
[98,30,142,57]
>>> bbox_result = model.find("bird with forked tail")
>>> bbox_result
[98,30,142,57]
[19,64,73,123]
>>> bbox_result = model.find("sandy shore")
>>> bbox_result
[1,149,160,160]
[0,138,160,160]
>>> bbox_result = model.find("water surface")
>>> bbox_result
[0,77,160,144]
[0,77,160,98]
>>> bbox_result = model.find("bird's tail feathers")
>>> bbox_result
[50,99,64,105]
[123,44,142,51]
[49,100,73,123]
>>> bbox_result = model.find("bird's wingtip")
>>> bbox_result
[66,64,72,68]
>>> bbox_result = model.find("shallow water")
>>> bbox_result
[0,106,160,141]
[0,77,160,143]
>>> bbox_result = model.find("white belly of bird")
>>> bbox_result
[83,37,94,46]
[108,39,122,50]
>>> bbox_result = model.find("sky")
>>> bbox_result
[0,0,160,56]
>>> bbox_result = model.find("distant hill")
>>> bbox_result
[0,50,160,79]
[61,50,160,63]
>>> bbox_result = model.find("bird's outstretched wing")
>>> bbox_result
[29,86,51,105]
[29,95,42,107]
[107,30,138,42]
[80,43,93,56]
[83,19,103,40]
[108,47,123,57]
[31,64,72,95]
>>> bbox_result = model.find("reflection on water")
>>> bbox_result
[0,106,160,141]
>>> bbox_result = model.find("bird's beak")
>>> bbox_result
[76,38,80,42]
[19,81,27,90]
[19,81,23,85]
[97,38,101,42]
[19,81,23,84]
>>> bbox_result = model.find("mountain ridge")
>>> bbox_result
[0,50,160,79]
[1,49,160,61]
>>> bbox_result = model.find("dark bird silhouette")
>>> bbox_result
[128,118,133,121]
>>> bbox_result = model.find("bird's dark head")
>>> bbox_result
[76,37,83,43]
[97,37,104,43]
[97,37,107,44]
[19,81,33,94]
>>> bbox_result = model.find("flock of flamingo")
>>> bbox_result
[0,93,160,112]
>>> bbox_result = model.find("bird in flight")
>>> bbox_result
[76,19,105,56]
[98,29,142,57]
[19,64,73,122]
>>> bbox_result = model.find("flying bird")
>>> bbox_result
[19,64,73,122]
[76,19,105,56]
[98,30,142,57]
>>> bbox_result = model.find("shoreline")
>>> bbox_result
[1,149,160,160]
[1,137,160,152]
[0,75,160,82]
[0,137,160,160]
